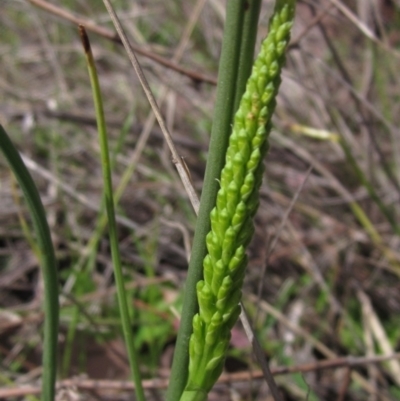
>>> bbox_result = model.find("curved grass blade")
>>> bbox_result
[0,125,59,401]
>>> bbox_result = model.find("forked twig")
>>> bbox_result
[101,0,200,213]
[26,0,217,85]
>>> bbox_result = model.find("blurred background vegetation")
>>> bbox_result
[1,0,400,400]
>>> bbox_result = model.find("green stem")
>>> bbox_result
[0,125,59,401]
[79,26,146,401]
[233,0,262,113]
[166,2,246,400]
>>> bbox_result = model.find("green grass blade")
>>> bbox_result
[78,25,146,401]
[0,125,59,401]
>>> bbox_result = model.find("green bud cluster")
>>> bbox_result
[180,2,296,400]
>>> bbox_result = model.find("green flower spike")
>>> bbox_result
[180,1,296,400]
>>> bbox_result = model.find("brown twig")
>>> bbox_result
[1,106,206,151]
[1,353,399,398]
[101,0,201,213]
[290,3,335,48]
[326,0,400,59]
[26,0,217,85]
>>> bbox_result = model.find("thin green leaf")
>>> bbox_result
[78,25,146,401]
[0,125,59,401]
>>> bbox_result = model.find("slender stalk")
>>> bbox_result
[166,2,246,400]
[78,26,146,401]
[61,112,135,376]
[233,0,263,113]
[61,305,80,377]
[0,125,59,401]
